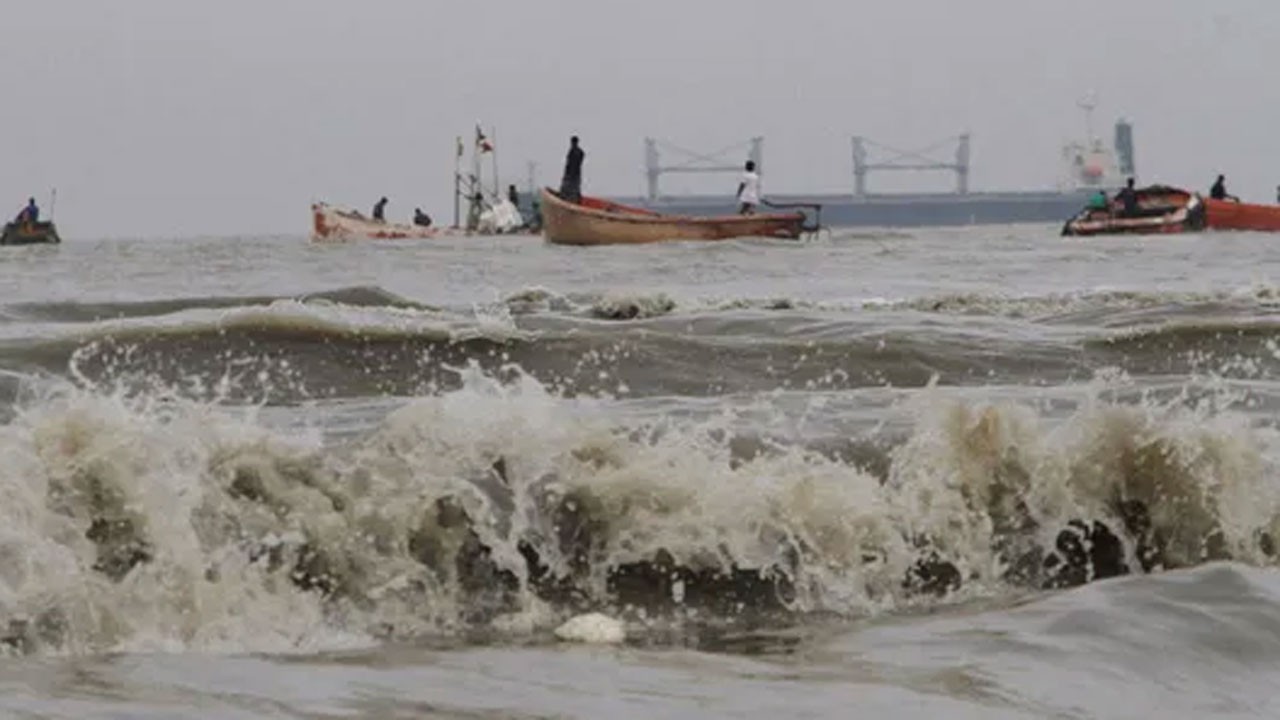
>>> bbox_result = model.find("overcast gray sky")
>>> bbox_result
[3,0,1277,238]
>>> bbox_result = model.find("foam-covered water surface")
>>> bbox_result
[1,226,1278,717]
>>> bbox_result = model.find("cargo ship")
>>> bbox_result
[613,100,1136,229]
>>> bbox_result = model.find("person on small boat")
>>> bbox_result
[466,191,484,231]
[506,184,529,228]
[559,136,585,203]
[413,208,432,227]
[737,160,761,215]
[372,197,388,222]
[1116,178,1138,217]
[528,196,542,232]
[1087,190,1108,210]
[1210,175,1238,202]
[13,197,38,224]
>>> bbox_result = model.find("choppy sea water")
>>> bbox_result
[1,226,1279,718]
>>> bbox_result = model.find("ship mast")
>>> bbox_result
[1077,91,1099,145]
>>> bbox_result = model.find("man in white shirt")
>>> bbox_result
[736,160,760,215]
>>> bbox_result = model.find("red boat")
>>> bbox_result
[1203,196,1280,232]
[1062,185,1280,236]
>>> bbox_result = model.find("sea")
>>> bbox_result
[0,226,1278,719]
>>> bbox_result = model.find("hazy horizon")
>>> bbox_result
[3,0,1277,238]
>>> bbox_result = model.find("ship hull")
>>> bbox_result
[613,191,1097,229]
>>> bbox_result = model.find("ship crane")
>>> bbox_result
[644,137,763,201]
[850,134,971,197]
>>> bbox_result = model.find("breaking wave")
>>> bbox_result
[0,367,1276,656]
[497,284,1280,325]
[0,286,434,325]
[9,283,1280,329]
[5,286,1280,405]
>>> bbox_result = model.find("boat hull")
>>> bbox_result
[540,188,808,246]
[1,221,61,245]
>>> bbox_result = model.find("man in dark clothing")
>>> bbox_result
[1210,175,1237,202]
[15,197,38,224]
[1117,178,1138,217]
[372,197,388,222]
[413,208,432,227]
[466,192,484,231]
[559,136,585,203]
[507,184,520,208]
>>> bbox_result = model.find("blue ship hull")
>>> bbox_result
[611,191,1094,229]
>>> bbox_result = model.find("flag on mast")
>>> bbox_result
[475,124,494,153]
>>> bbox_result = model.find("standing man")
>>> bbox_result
[466,191,484,232]
[559,136,585,203]
[736,160,760,215]
[1116,177,1138,217]
[372,197,388,222]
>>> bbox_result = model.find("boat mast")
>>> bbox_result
[453,135,462,228]
[472,125,482,203]
[490,126,500,199]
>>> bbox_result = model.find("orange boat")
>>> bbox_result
[1062,185,1280,236]
[540,188,819,246]
[1203,197,1280,232]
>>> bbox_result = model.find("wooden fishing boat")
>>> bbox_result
[311,200,529,241]
[0,220,61,245]
[1061,186,1205,236]
[540,188,817,246]
[1062,184,1280,237]
[311,202,448,241]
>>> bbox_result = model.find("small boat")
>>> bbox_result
[540,188,818,246]
[1061,186,1205,236]
[0,220,61,245]
[311,200,527,241]
[1062,184,1280,237]
[311,202,448,241]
